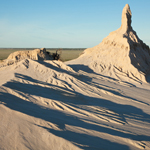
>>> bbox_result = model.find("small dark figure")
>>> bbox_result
[52,49,62,60]
[46,51,50,55]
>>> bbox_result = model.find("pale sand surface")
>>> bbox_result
[0,59,150,150]
[0,4,150,150]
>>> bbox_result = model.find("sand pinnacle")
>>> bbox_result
[121,4,132,32]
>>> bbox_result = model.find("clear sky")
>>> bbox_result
[0,0,150,48]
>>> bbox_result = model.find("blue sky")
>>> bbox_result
[0,0,150,48]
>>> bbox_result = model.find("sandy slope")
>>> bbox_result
[0,59,150,150]
[1,4,150,150]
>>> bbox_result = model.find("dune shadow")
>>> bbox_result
[67,64,94,73]
[68,64,137,87]
[0,72,150,150]
[87,80,150,106]
[122,33,150,83]
[37,125,131,150]
[0,91,132,150]
[38,60,77,76]
[3,73,150,125]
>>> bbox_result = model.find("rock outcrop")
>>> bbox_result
[0,48,53,68]
[7,48,52,61]
[67,4,150,83]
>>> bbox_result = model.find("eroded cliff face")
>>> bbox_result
[70,4,150,83]
[0,48,53,68]
[7,48,52,61]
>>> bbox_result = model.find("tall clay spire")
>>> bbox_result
[72,4,150,83]
[120,4,132,32]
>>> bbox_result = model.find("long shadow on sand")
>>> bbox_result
[40,61,137,87]
[67,64,139,86]
[0,91,131,150]
[1,72,150,149]
[2,74,150,125]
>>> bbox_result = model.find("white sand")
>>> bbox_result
[0,4,150,150]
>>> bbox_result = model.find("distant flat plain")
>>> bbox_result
[0,48,85,62]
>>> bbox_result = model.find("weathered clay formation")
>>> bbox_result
[68,4,150,83]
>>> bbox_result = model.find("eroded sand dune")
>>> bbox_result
[0,4,150,150]
[66,4,150,83]
[0,58,150,150]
